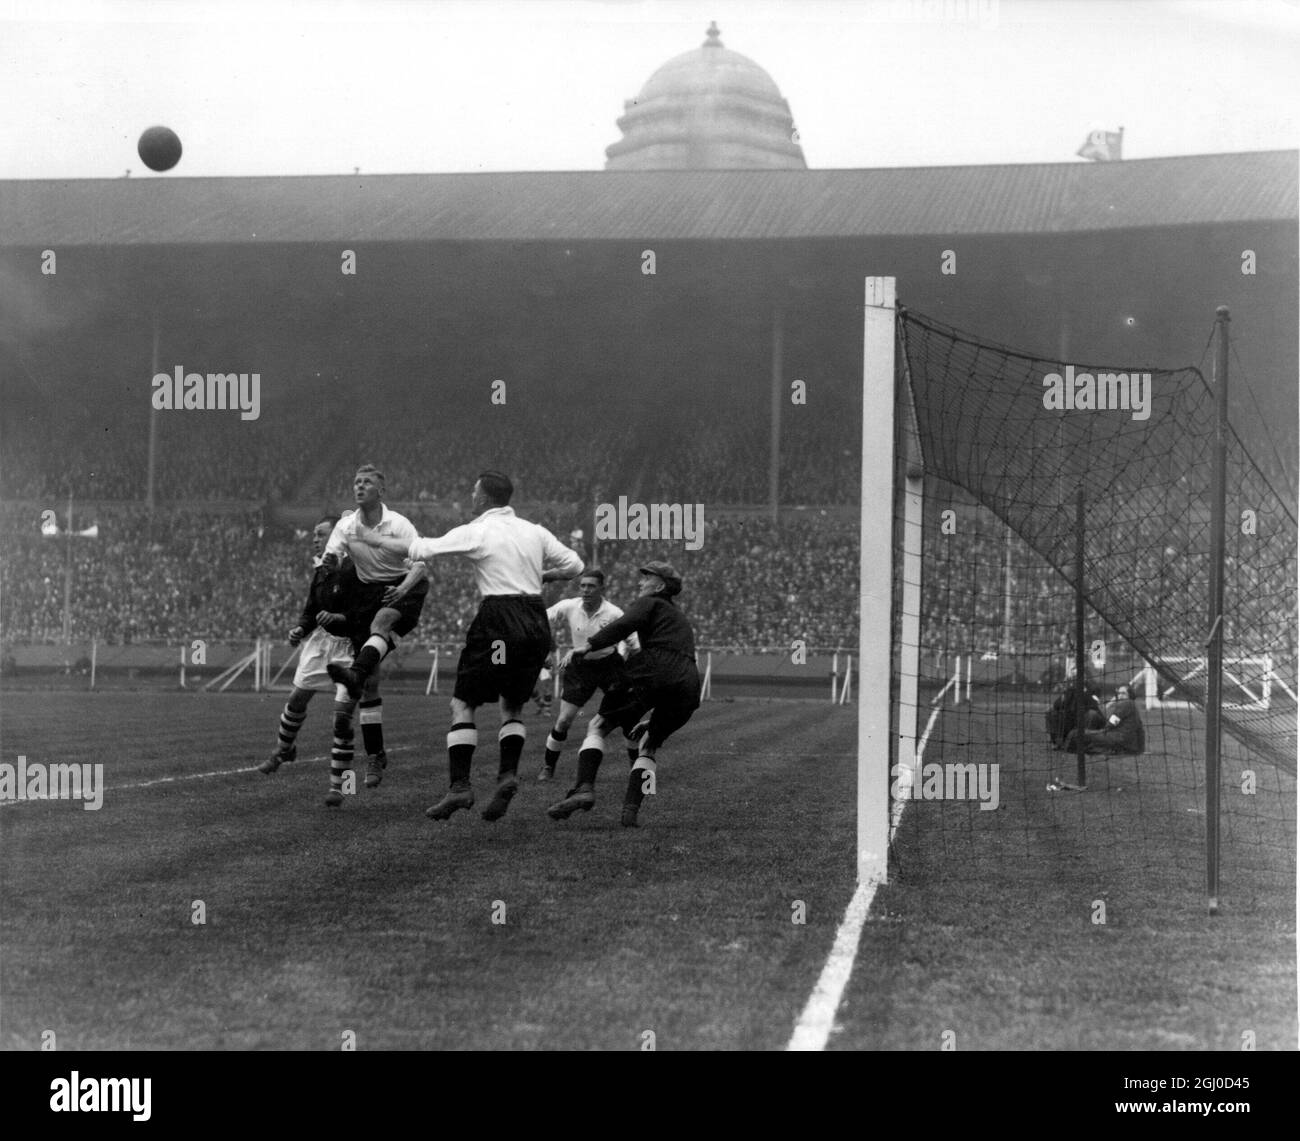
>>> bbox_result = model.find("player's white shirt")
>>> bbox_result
[407,506,583,596]
[326,505,418,583]
[547,597,640,660]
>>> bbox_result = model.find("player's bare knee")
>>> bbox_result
[288,688,314,714]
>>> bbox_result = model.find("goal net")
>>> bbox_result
[882,299,1296,907]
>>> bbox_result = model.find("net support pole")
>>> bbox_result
[858,276,896,886]
[89,639,96,691]
[897,420,924,821]
[1074,488,1087,788]
[270,643,301,688]
[1206,306,1229,914]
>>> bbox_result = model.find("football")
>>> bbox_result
[137,125,183,172]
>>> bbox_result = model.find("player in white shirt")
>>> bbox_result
[257,515,388,806]
[538,568,641,782]
[323,464,428,791]
[357,470,584,823]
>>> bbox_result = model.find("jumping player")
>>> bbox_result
[325,464,428,790]
[356,470,584,822]
[547,561,699,828]
[538,568,640,782]
[258,515,386,806]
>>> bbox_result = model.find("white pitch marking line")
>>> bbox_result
[787,878,878,1051]
[787,696,944,1051]
[0,746,418,807]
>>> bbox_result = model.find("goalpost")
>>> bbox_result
[859,277,911,886]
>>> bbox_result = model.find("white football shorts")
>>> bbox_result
[293,627,355,693]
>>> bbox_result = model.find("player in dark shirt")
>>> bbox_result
[547,561,700,828]
[1075,684,1145,754]
[1047,673,1103,749]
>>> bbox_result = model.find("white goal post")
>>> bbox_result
[860,276,918,887]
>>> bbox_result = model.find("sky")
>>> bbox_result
[1,0,1297,179]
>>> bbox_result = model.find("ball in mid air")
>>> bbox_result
[137,126,182,172]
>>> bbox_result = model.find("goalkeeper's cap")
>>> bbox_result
[639,561,683,597]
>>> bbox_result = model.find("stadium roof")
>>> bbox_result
[1,150,1294,246]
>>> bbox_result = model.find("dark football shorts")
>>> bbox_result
[560,652,625,707]
[453,595,552,707]
[596,653,701,751]
[347,577,428,647]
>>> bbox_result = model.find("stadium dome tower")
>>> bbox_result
[605,22,807,171]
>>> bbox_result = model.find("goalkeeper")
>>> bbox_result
[546,561,699,828]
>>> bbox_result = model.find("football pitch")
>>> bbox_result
[0,691,1293,1050]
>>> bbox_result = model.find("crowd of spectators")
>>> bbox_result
[2,386,1295,694]
[4,498,1291,681]
[0,506,860,650]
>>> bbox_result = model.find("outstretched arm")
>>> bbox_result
[542,530,585,581]
[579,598,652,658]
[354,526,414,558]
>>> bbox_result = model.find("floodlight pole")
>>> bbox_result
[1205,306,1229,915]
[1074,488,1087,788]
[769,303,784,522]
[147,316,160,514]
[859,277,896,886]
[62,490,73,644]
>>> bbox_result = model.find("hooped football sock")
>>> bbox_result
[448,723,478,786]
[497,720,526,778]
[331,706,355,791]
[277,704,308,753]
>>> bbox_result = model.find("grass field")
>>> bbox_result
[1,689,1293,1051]
[0,691,858,1050]
[839,697,1296,1051]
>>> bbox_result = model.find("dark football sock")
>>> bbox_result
[448,723,477,786]
[544,726,568,768]
[576,747,603,787]
[497,720,525,779]
[354,643,382,676]
[625,765,655,808]
[359,698,384,755]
